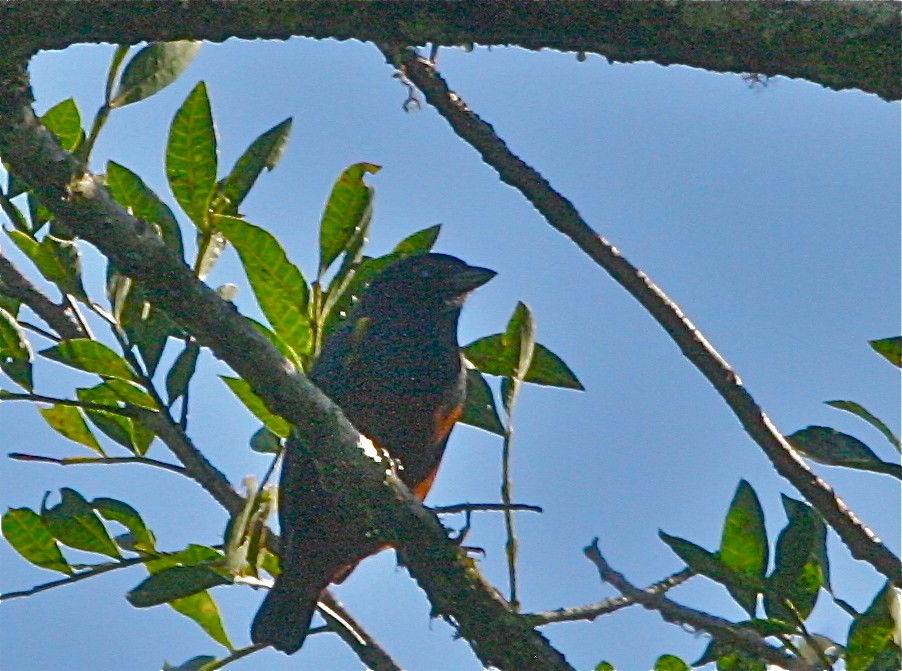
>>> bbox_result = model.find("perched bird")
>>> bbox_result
[251,252,495,653]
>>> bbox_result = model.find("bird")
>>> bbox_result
[251,252,496,654]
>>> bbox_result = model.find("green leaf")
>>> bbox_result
[465,335,584,390]
[847,583,899,671]
[40,339,137,382]
[250,426,281,454]
[865,646,902,671]
[825,400,901,452]
[40,98,84,152]
[110,275,181,375]
[659,531,735,585]
[220,376,291,439]
[501,302,536,414]
[764,496,822,623]
[100,379,158,410]
[41,488,120,559]
[0,307,33,390]
[654,655,690,671]
[594,663,616,671]
[738,617,797,638]
[151,544,222,570]
[0,292,22,317]
[318,162,380,278]
[111,41,201,108]
[26,194,53,234]
[788,426,901,479]
[92,497,156,552]
[719,480,768,616]
[215,117,293,214]
[166,81,217,228]
[460,367,505,436]
[215,215,312,359]
[127,565,230,607]
[392,224,442,256]
[166,342,200,406]
[869,336,901,367]
[5,201,29,233]
[163,656,217,671]
[1,507,72,574]
[246,317,304,371]
[716,652,766,671]
[320,253,397,343]
[106,161,183,257]
[76,383,155,455]
[170,590,233,650]
[7,231,88,301]
[38,404,104,454]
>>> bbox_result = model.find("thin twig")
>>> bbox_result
[8,452,187,476]
[523,568,693,626]
[584,539,813,671]
[0,554,150,601]
[432,502,543,515]
[501,420,519,611]
[0,391,145,418]
[380,43,902,587]
[17,319,61,342]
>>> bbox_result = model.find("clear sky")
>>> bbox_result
[1,38,899,671]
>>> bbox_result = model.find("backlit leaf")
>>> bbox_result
[1,507,72,574]
[166,81,217,228]
[41,488,120,559]
[0,307,33,391]
[318,163,380,278]
[112,41,201,108]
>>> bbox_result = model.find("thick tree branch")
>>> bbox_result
[381,45,902,587]
[0,1,897,100]
[0,53,572,671]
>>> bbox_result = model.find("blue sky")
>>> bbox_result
[1,38,899,671]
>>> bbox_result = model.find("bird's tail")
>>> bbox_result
[251,573,325,654]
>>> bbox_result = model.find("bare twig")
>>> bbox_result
[523,568,693,626]
[0,554,151,601]
[380,43,902,587]
[584,539,813,671]
[432,502,543,515]
[8,452,187,476]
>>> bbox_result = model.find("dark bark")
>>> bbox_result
[0,1,898,100]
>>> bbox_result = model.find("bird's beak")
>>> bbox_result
[453,265,497,293]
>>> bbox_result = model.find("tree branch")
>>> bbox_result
[523,568,693,626]
[382,43,902,588]
[0,52,572,671]
[0,1,897,100]
[584,540,814,671]
[0,554,152,601]
[0,252,89,340]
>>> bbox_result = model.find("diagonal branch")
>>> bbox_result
[0,52,572,671]
[584,540,813,671]
[0,252,88,340]
[380,43,902,587]
[523,567,693,626]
